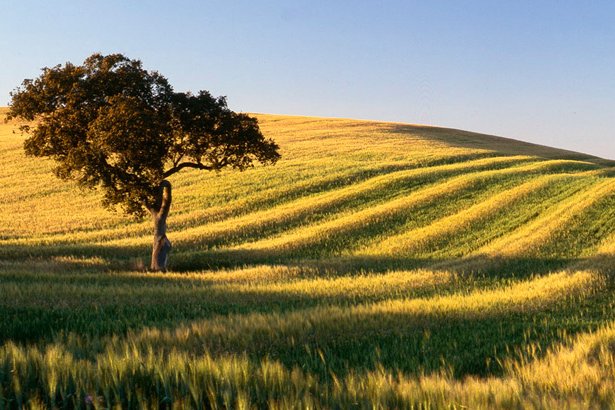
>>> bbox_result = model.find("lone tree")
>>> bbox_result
[8,53,280,271]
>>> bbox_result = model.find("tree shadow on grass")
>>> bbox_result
[0,242,148,272]
[172,248,584,279]
[1,237,612,278]
[2,230,614,282]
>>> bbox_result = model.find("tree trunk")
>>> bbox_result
[150,180,172,272]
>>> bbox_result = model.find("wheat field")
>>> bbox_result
[1,106,615,408]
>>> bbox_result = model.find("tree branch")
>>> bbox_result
[163,162,214,178]
[172,153,184,168]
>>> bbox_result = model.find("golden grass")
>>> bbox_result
[232,160,584,254]
[106,269,599,360]
[364,173,583,256]
[475,177,615,257]
[2,107,615,407]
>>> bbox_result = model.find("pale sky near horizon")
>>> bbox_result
[1,1,614,159]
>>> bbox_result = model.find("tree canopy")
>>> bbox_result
[8,53,280,217]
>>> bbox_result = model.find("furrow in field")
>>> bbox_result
[425,174,596,259]
[227,160,596,258]
[14,155,530,247]
[535,189,615,260]
[471,178,615,258]
[572,230,615,274]
[594,231,615,257]
[3,154,508,243]
[357,176,558,256]
[160,152,505,225]
[2,162,415,240]
[361,174,574,257]
[102,155,533,249]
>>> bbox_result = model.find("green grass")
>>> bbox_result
[1,109,615,408]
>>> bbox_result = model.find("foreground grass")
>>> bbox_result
[1,109,615,408]
[2,265,615,408]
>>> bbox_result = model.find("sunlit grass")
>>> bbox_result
[364,173,588,256]
[1,107,615,407]
[475,177,615,257]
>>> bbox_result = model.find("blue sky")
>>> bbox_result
[2,1,614,158]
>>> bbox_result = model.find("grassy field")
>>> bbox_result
[1,106,615,408]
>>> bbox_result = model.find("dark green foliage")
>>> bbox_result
[8,53,280,216]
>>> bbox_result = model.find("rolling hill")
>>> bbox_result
[1,107,615,408]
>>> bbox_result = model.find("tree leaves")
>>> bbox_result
[8,53,280,218]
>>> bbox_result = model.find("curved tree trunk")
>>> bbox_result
[149,180,172,272]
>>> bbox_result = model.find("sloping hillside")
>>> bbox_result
[1,109,612,269]
[2,108,615,408]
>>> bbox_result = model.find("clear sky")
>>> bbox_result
[2,1,614,159]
